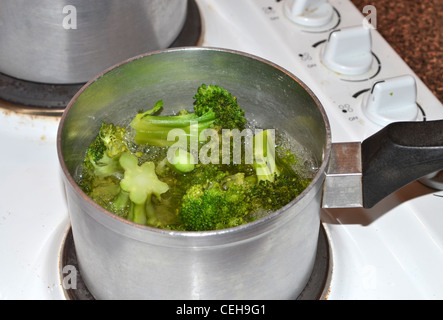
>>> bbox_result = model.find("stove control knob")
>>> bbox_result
[363,75,419,126]
[321,26,373,75]
[284,0,334,27]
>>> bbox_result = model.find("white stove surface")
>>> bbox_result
[0,0,442,300]
[0,111,68,299]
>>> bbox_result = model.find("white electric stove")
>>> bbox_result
[1,0,442,300]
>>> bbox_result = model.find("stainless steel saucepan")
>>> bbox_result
[57,47,443,299]
[0,0,187,84]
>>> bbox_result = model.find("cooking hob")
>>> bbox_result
[0,0,442,300]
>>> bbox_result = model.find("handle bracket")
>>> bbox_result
[322,142,363,209]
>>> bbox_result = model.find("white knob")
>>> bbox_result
[321,26,373,75]
[363,75,419,126]
[284,0,334,27]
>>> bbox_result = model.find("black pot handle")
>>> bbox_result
[362,119,443,208]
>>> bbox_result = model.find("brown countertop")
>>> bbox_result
[351,0,442,103]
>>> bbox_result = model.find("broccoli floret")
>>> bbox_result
[193,84,247,131]
[80,123,129,193]
[249,130,311,212]
[172,163,229,197]
[178,166,310,231]
[87,176,121,210]
[98,122,129,158]
[130,85,247,147]
[85,122,128,173]
[249,173,311,213]
[174,128,311,231]
[179,181,251,231]
[117,152,170,227]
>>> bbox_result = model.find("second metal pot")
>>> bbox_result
[0,0,188,84]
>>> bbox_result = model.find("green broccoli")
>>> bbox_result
[79,85,314,232]
[179,179,252,231]
[130,84,247,147]
[249,139,312,214]
[180,163,228,186]
[87,176,122,212]
[177,162,310,231]
[193,84,247,131]
[80,122,129,193]
[116,152,170,226]
[249,173,311,213]
[98,122,129,158]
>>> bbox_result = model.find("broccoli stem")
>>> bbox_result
[132,108,216,147]
[145,199,158,227]
[128,196,162,227]
[129,202,147,225]
[131,83,248,148]
[119,153,170,227]
[253,130,280,183]
[111,189,130,212]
